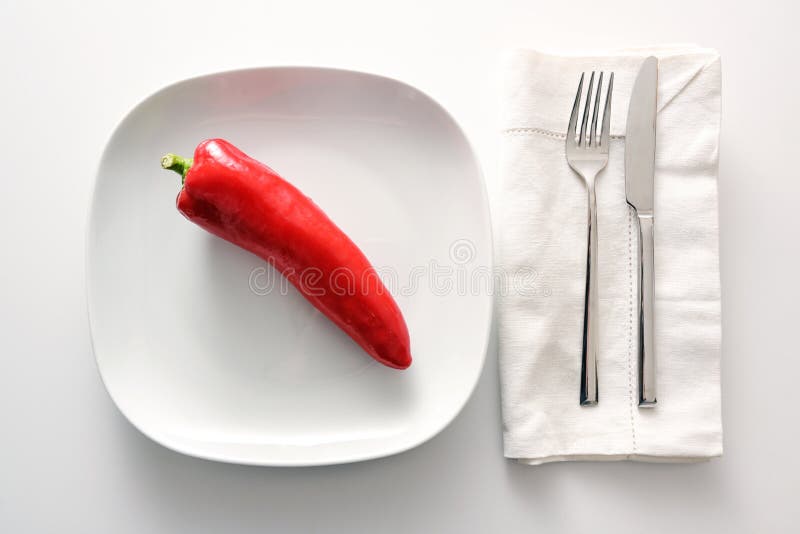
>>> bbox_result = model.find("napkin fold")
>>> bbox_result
[497,46,723,464]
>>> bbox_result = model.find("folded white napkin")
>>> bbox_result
[497,46,723,464]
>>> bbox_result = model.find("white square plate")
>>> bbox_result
[88,67,492,466]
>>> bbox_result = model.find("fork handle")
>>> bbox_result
[580,185,599,406]
[637,214,657,406]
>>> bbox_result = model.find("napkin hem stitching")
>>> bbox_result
[627,209,638,452]
[503,127,625,140]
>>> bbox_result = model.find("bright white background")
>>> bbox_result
[1,0,797,532]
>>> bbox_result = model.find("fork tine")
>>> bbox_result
[579,72,595,146]
[600,72,614,147]
[567,73,584,146]
[590,72,603,147]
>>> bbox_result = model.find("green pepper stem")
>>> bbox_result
[161,153,193,184]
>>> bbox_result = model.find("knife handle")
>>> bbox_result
[637,214,657,406]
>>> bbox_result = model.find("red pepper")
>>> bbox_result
[161,139,411,369]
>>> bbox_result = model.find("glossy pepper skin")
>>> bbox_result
[162,139,411,369]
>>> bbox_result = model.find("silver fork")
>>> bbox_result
[566,71,614,406]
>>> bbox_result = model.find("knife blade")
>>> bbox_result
[625,56,658,407]
[626,57,657,215]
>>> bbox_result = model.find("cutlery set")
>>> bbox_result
[568,57,659,407]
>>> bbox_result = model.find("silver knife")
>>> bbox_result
[625,57,658,407]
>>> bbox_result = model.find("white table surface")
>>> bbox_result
[1,1,797,532]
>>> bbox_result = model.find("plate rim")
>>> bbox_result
[85,65,494,466]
